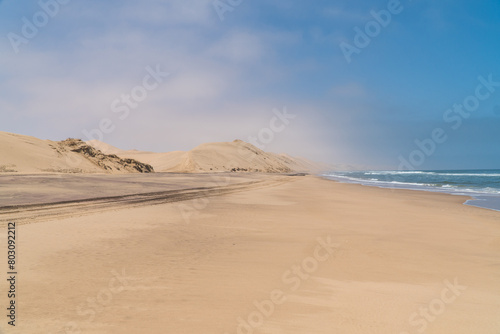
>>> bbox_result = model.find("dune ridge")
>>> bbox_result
[0,132,154,174]
[87,139,330,173]
[0,130,329,174]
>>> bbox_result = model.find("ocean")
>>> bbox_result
[322,170,500,212]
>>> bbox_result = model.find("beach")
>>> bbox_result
[1,174,499,333]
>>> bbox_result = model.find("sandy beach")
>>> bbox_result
[1,174,499,334]
[3,0,499,333]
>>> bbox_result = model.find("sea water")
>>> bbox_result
[322,170,500,212]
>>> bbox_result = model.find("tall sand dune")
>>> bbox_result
[1,130,327,175]
[88,139,330,173]
[0,132,154,174]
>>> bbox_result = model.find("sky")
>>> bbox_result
[1,0,499,170]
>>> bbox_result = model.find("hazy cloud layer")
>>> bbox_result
[1,0,499,168]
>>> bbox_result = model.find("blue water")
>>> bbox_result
[322,170,500,212]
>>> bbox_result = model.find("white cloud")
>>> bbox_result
[0,0,338,164]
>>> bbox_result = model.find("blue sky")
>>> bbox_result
[1,0,499,169]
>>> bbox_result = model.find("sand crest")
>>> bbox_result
[0,132,154,174]
[87,139,329,173]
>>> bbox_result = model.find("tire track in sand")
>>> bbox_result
[0,176,295,226]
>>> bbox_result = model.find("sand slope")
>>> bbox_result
[0,132,154,174]
[0,131,327,175]
[88,139,329,173]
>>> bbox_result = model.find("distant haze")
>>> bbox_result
[1,0,499,169]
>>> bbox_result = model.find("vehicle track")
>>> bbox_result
[0,176,293,226]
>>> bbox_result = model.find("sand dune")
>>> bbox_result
[0,132,154,174]
[88,139,329,173]
[0,130,328,175]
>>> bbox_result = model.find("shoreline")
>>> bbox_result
[321,173,500,213]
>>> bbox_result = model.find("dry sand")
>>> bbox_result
[0,175,499,333]
[0,132,153,174]
[87,139,329,173]
[0,131,327,175]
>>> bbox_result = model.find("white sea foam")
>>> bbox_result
[322,170,500,211]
